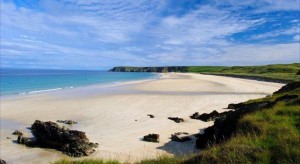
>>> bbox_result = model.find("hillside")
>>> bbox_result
[109,63,300,82]
[109,66,188,73]
[199,63,300,83]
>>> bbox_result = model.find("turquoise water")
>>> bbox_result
[0,69,157,96]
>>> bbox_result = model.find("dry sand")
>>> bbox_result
[0,73,283,163]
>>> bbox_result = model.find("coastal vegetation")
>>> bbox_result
[55,81,300,163]
[110,63,300,82]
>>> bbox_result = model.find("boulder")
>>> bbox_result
[29,120,98,157]
[190,112,199,119]
[227,103,244,109]
[17,136,36,146]
[12,130,23,136]
[168,117,184,123]
[191,110,232,122]
[0,159,6,164]
[147,114,154,118]
[171,132,191,142]
[143,134,159,143]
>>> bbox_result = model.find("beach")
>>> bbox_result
[0,73,284,163]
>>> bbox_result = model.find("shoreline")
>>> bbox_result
[0,73,284,163]
[0,74,160,100]
[0,72,159,98]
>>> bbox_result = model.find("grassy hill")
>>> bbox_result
[188,63,300,83]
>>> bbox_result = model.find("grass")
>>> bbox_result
[187,63,300,82]
[187,66,228,73]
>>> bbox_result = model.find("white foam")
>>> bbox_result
[27,88,63,94]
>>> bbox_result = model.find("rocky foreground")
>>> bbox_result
[17,120,98,157]
[194,82,299,149]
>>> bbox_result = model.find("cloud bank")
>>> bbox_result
[1,0,299,69]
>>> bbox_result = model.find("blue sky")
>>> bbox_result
[1,0,299,70]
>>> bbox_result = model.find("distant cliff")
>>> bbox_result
[109,66,188,73]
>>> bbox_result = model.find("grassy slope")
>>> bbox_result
[187,63,300,82]
[192,88,300,163]
[55,84,300,163]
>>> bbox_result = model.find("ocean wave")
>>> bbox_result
[19,88,63,95]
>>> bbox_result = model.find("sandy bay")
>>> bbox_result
[0,73,284,163]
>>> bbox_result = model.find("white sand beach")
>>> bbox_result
[0,73,284,163]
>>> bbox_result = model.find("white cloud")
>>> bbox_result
[217,43,300,65]
[251,27,299,40]
[294,35,300,41]
[0,0,299,69]
[155,5,264,47]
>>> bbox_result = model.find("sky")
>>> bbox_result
[1,0,300,70]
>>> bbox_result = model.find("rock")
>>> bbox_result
[17,135,35,146]
[143,134,159,143]
[12,130,23,136]
[227,103,244,109]
[147,114,154,118]
[30,120,98,157]
[0,159,6,164]
[195,126,215,149]
[57,120,77,125]
[168,117,184,123]
[274,82,300,94]
[171,132,191,142]
[196,101,276,149]
[191,110,232,122]
[190,112,199,119]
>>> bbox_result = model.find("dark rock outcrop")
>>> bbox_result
[147,114,154,118]
[109,66,188,73]
[17,135,36,146]
[57,120,77,125]
[273,82,300,94]
[0,159,6,164]
[12,130,23,136]
[190,110,232,122]
[23,120,99,157]
[171,132,191,142]
[196,101,275,149]
[143,134,159,143]
[168,117,184,123]
[227,103,244,109]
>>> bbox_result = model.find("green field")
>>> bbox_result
[188,63,300,82]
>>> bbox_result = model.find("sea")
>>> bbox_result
[0,69,158,96]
